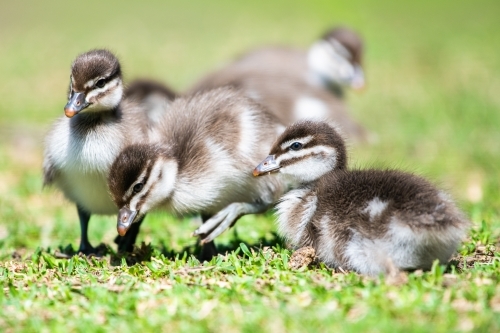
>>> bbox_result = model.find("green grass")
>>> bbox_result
[1,0,500,331]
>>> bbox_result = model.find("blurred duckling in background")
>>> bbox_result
[43,49,176,254]
[253,121,469,276]
[188,26,370,143]
[124,79,177,139]
[107,87,287,260]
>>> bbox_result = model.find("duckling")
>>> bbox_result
[107,87,286,259]
[43,49,176,254]
[188,26,369,142]
[253,121,469,276]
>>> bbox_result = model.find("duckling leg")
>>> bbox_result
[77,205,96,255]
[116,216,144,252]
[198,214,218,262]
[193,202,269,244]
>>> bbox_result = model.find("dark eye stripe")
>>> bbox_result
[136,185,154,211]
[92,83,118,100]
[129,163,160,212]
[280,154,314,167]
[124,160,155,201]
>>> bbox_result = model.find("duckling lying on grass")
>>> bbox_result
[253,120,470,276]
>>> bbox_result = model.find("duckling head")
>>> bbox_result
[107,144,178,236]
[64,49,124,118]
[308,26,365,90]
[254,121,347,184]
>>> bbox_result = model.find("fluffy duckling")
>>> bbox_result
[107,87,286,259]
[188,27,368,142]
[253,121,469,276]
[43,49,175,254]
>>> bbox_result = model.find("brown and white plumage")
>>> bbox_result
[188,27,369,142]
[254,121,469,276]
[107,87,287,257]
[43,49,176,254]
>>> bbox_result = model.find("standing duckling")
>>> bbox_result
[188,26,369,143]
[43,49,175,254]
[253,121,469,276]
[107,87,286,259]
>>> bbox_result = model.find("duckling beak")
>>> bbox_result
[117,207,138,236]
[253,155,280,177]
[350,65,365,90]
[64,92,89,118]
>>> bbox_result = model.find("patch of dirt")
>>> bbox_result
[385,270,409,286]
[289,246,316,270]
[449,245,497,271]
[11,249,28,261]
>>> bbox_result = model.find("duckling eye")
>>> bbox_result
[133,183,144,193]
[289,142,303,151]
[95,79,106,88]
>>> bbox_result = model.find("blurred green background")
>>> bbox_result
[0,0,499,256]
[1,1,500,332]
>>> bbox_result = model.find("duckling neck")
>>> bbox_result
[325,81,345,98]
[280,172,322,192]
[69,106,122,129]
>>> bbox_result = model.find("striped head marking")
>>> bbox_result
[254,121,347,183]
[65,49,124,118]
[107,144,178,236]
[308,26,365,90]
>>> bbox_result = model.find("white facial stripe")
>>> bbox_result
[85,77,119,101]
[84,79,96,89]
[278,146,338,183]
[128,159,165,211]
[329,39,352,60]
[280,135,314,150]
[85,83,123,111]
[307,40,356,86]
[280,155,336,183]
[140,160,178,213]
[276,145,336,164]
